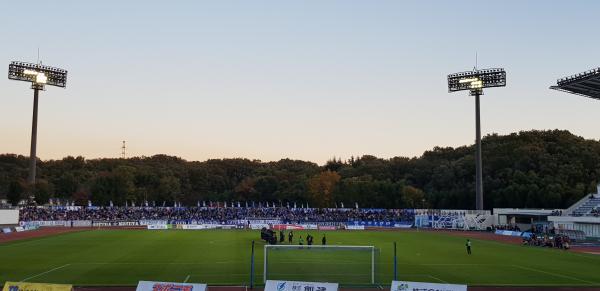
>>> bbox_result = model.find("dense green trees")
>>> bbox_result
[1,130,600,209]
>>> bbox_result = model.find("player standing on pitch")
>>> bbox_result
[322,234,326,245]
[466,239,472,255]
[288,231,294,244]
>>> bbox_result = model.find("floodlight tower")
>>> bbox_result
[8,61,68,203]
[447,68,506,210]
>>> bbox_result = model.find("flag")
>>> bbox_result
[294,202,297,209]
[162,201,166,207]
[245,201,249,208]
[341,202,344,208]
[88,200,92,207]
[203,201,206,207]
[287,202,290,208]
[238,201,241,208]
[110,200,114,207]
[145,200,148,207]
[132,201,135,207]
[355,202,359,209]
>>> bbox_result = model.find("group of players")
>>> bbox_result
[279,230,326,246]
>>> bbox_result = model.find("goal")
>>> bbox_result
[263,245,379,285]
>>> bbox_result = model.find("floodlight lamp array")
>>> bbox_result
[8,61,67,88]
[448,68,506,94]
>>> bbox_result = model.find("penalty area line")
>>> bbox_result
[20,264,71,282]
[512,265,597,285]
[184,275,190,283]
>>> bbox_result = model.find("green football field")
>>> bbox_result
[1,229,599,287]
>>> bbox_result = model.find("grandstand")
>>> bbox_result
[570,196,600,217]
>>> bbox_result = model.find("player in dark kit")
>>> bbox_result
[466,239,472,255]
[288,231,294,244]
[322,234,327,245]
[279,230,285,243]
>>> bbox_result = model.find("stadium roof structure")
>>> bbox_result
[550,67,600,99]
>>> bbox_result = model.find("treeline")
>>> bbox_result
[1,130,600,210]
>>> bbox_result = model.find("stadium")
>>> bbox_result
[2,2,600,291]
[1,199,600,290]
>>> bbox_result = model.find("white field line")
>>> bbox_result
[20,264,71,282]
[512,264,597,285]
[428,275,448,283]
[184,275,190,283]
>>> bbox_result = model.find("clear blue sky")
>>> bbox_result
[1,1,599,164]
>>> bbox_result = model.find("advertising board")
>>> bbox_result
[135,281,206,291]
[265,280,338,291]
[391,280,466,291]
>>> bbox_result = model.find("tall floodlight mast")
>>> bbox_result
[447,68,506,210]
[8,61,68,203]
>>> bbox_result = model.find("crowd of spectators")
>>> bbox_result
[523,233,571,250]
[19,206,415,223]
[591,207,599,217]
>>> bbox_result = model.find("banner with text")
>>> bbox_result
[265,280,338,291]
[3,282,72,291]
[135,281,207,291]
[391,281,466,291]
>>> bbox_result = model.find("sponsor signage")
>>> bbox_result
[250,223,269,230]
[135,281,207,291]
[3,281,73,291]
[14,227,25,232]
[345,225,365,230]
[494,230,523,237]
[265,280,338,291]
[391,281,466,291]
[2,228,12,234]
[300,224,318,230]
[71,220,92,227]
[147,224,169,230]
[317,226,337,230]
[349,220,409,228]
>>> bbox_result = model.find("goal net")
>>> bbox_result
[263,245,379,285]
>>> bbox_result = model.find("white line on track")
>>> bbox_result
[20,264,71,282]
[512,264,597,284]
[184,275,190,283]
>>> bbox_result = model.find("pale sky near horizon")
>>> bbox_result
[1,1,600,164]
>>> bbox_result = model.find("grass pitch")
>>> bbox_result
[0,229,599,287]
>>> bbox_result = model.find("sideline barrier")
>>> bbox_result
[250,223,270,229]
[345,225,365,230]
[147,224,169,230]
[391,280,466,291]
[265,280,338,291]
[2,281,72,291]
[136,281,206,291]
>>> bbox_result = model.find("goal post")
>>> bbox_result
[263,245,379,285]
